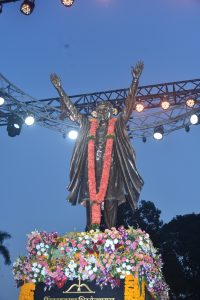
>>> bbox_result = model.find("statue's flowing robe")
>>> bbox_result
[67,115,144,212]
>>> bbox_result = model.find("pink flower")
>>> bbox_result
[122,257,126,262]
[125,240,131,245]
[131,242,137,250]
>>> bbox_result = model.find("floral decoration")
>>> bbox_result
[88,118,117,224]
[13,227,169,299]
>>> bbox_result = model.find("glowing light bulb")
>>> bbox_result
[25,116,35,126]
[135,102,144,113]
[186,98,195,108]
[190,114,199,125]
[0,97,5,105]
[68,130,78,139]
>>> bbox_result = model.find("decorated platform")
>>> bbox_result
[13,227,169,299]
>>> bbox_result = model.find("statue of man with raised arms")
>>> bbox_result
[50,61,144,229]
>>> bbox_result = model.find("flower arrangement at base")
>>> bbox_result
[13,227,169,299]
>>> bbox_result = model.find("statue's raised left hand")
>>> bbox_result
[131,61,144,80]
[50,73,61,89]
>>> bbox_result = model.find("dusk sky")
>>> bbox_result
[0,0,200,299]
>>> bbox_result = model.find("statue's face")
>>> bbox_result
[96,104,112,121]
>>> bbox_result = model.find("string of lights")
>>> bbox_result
[0,0,75,15]
[1,74,200,140]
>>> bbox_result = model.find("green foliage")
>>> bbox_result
[116,199,200,298]
[161,214,200,299]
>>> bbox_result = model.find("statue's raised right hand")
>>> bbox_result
[50,73,61,89]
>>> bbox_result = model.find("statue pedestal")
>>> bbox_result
[14,228,169,300]
[19,276,148,300]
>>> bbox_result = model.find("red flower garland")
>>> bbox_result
[88,118,117,224]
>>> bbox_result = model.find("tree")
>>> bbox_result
[0,231,11,265]
[116,199,163,247]
[160,213,200,299]
[116,200,200,298]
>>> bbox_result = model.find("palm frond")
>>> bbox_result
[0,245,11,265]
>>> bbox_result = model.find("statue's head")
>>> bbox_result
[91,101,118,121]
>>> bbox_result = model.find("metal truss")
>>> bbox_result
[0,73,200,139]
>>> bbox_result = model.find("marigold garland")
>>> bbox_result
[87,118,117,224]
[124,275,145,300]
[18,283,35,300]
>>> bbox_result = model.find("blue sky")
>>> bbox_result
[0,0,200,299]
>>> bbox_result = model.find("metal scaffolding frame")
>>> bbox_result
[0,73,200,139]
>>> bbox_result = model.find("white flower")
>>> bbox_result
[126,271,131,275]
[35,268,40,273]
[82,274,89,280]
[122,263,126,268]
[93,267,97,272]
[34,273,38,278]
[37,251,41,256]
[40,243,44,248]
[68,260,77,270]
[32,263,37,267]
[36,245,40,250]
[65,268,70,276]
[88,256,96,264]
[126,265,132,270]
[104,239,115,251]
[113,239,118,244]
[41,269,46,276]
[60,246,64,251]
[120,275,125,279]
[41,248,45,252]
[86,240,90,245]
[38,264,42,269]
[32,267,35,272]
[116,268,121,273]
[45,245,49,249]
[78,237,83,241]
[88,270,93,275]
[32,279,36,283]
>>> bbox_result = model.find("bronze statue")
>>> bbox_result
[50,61,144,229]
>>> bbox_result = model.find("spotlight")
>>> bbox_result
[7,115,23,137]
[61,0,75,7]
[20,0,35,15]
[190,114,199,125]
[135,100,144,113]
[186,98,196,108]
[153,125,164,140]
[68,129,78,140]
[185,124,190,132]
[142,136,147,143]
[25,115,35,126]
[0,97,5,106]
[160,96,170,110]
